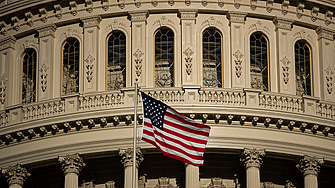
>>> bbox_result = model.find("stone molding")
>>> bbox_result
[178,9,198,20]
[0,36,16,51]
[316,26,335,41]
[128,10,149,22]
[226,11,247,25]
[240,148,265,169]
[273,17,293,31]
[81,15,102,29]
[58,153,86,175]
[296,155,324,176]
[119,148,143,168]
[36,23,57,38]
[2,164,31,187]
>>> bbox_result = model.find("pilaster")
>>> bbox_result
[2,164,31,188]
[0,36,17,108]
[240,148,265,188]
[129,11,148,87]
[81,15,102,93]
[179,9,197,86]
[273,17,294,95]
[227,11,247,89]
[297,155,323,188]
[185,163,199,188]
[36,24,57,101]
[316,26,335,101]
[119,148,143,188]
[59,153,86,188]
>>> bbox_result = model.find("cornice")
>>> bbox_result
[81,15,102,29]
[316,26,335,41]
[128,10,149,22]
[178,9,198,20]
[0,36,16,51]
[36,23,57,38]
[226,11,247,25]
[273,17,294,31]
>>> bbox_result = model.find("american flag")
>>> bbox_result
[140,91,211,166]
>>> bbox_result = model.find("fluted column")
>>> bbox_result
[297,155,324,188]
[2,164,30,188]
[58,153,86,188]
[119,148,143,188]
[240,148,265,188]
[185,163,199,188]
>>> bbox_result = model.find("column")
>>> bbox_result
[296,155,324,188]
[227,11,247,89]
[119,148,143,188]
[36,24,57,100]
[81,15,101,92]
[273,17,294,95]
[58,153,86,188]
[2,164,31,188]
[240,148,265,188]
[316,26,335,100]
[129,11,148,87]
[185,163,199,188]
[0,36,17,108]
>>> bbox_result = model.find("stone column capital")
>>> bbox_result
[178,9,198,20]
[240,148,265,169]
[273,17,293,31]
[81,15,102,29]
[58,153,86,175]
[316,26,335,41]
[36,23,57,38]
[119,148,143,168]
[0,36,17,51]
[128,10,149,22]
[226,11,247,25]
[296,155,324,177]
[2,164,31,187]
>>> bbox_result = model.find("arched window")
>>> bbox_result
[22,48,37,104]
[107,31,126,90]
[62,38,79,95]
[154,27,174,87]
[295,40,312,96]
[202,28,223,87]
[250,32,269,91]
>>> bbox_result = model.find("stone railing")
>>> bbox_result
[316,100,335,118]
[22,98,65,121]
[79,91,124,111]
[259,92,303,113]
[198,88,245,105]
[144,88,185,103]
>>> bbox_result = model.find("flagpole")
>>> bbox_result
[132,80,138,188]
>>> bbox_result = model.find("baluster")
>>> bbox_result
[198,90,203,102]
[79,97,83,110]
[22,107,28,120]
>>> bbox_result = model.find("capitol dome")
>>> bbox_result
[0,0,335,187]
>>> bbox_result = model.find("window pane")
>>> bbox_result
[295,40,312,96]
[155,28,174,87]
[203,28,222,88]
[250,33,269,91]
[62,38,79,95]
[107,31,126,90]
[22,48,36,103]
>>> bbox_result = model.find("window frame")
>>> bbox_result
[21,48,37,104]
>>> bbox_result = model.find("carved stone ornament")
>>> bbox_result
[201,16,223,27]
[36,23,57,38]
[118,0,125,9]
[185,0,190,6]
[105,20,126,31]
[240,148,265,169]
[234,0,241,9]
[168,0,174,6]
[316,26,334,41]
[0,72,8,105]
[0,21,7,36]
[135,0,141,8]
[249,21,270,32]
[227,11,247,25]
[296,3,304,19]
[81,181,95,188]
[262,182,274,188]
[281,0,289,15]
[266,0,273,13]
[325,11,333,26]
[273,17,293,31]
[102,0,109,11]
[54,4,62,19]
[0,36,17,51]
[61,27,80,38]
[119,148,143,168]
[155,177,174,188]
[152,0,158,7]
[11,16,20,31]
[2,164,31,187]
[39,8,48,23]
[296,155,324,176]
[153,16,175,27]
[58,153,86,175]
[105,181,116,188]
[233,50,243,78]
[284,180,295,188]
[84,54,95,83]
[250,0,257,11]
[324,66,333,94]
[202,0,208,7]
[25,12,34,27]
[20,39,38,50]
[81,15,102,28]
[218,0,224,8]
[179,9,198,20]
[281,56,291,84]
[293,29,312,41]
[311,7,319,22]
[129,11,149,22]
[183,47,194,75]
[207,177,226,188]
[39,63,49,92]
[69,1,78,16]
[133,49,144,77]
[85,0,93,13]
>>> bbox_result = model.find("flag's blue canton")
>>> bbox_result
[141,92,167,130]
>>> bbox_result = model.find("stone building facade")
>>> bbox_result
[0,0,335,187]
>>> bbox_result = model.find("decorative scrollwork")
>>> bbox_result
[85,54,95,83]
[0,72,8,105]
[233,50,243,78]
[133,49,144,78]
[39,64,49,92]
[324,66,333,94]
[183,47,193,75]
[281,56,291,84]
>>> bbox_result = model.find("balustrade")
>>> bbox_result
[22,98,65,121]
[79,91,124,110]
[259,93,303,113]
[316,101,335,118]
[199,89,245,105]
[145,89,185,103]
